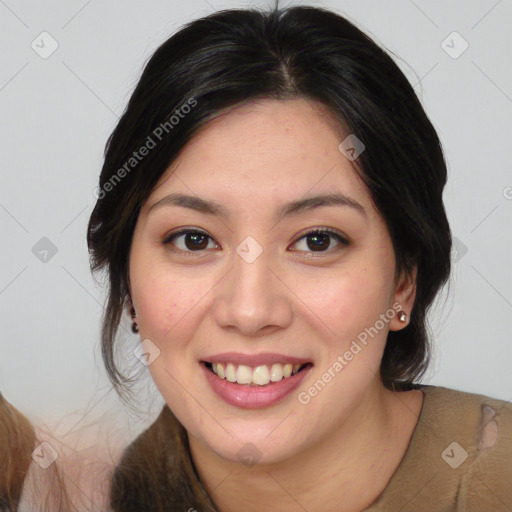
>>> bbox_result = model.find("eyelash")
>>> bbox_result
[161,227,349,258]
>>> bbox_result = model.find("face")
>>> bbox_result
[128,98,415,465]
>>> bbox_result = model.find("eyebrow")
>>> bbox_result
[147,192,367,219]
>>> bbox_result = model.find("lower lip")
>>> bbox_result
[201,362,313,409]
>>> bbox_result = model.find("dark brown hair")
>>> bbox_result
[0,394,72,511]
[84,3,452,510]
[0,393,34,510]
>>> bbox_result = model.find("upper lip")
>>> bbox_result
[201,352,312,366]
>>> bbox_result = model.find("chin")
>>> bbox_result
[186,411,317,468]
[209,434,302,467]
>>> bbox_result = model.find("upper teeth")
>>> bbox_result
[210,362,305,386]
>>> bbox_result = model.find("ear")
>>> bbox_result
[125,294,136,320]
[389,265,417,331]
[125,272,135,316]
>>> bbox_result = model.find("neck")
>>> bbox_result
[188,379,423,512]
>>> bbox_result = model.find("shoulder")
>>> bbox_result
[109,404,211,511]
[109,404,180,510]
[419,384,512,446]
[420,385,512,510]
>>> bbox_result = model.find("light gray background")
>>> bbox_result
[1,0,511,433]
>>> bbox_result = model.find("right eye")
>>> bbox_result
[162,228,219,256]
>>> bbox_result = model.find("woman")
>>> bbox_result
[2,3,511,511]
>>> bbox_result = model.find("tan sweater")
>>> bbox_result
[6,385,512,511]
[365,384,512,512]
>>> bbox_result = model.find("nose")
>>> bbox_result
[212,242,293,337]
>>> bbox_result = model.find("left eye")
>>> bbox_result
[162,228,349,256]
[292,229,349,255]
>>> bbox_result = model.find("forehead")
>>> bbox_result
[190,97,347,146]
[146,98,372,213]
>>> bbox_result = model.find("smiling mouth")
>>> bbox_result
[203,361,313,386]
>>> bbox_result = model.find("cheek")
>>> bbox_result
[298,258,394,346]
[132,266,197,341]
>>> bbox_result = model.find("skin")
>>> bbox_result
[128,98,424,511]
